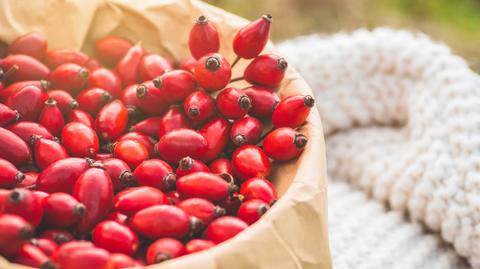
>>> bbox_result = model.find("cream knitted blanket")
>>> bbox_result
[278,28,480,268]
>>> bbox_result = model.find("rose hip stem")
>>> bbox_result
[230,56,240,68]
[230,77,243,83]
[0,65,20,81]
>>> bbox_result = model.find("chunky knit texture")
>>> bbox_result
[278,28,480,268]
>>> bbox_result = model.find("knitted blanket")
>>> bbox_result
[278,28,480,268]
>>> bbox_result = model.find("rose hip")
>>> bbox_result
[7,121,53,143]
[54,246,112,269]
[133,159,176,192]
[38,98,65,136]
[237,198,269,224]
[48,240,94,266]
[219,195,242,215]
[39,229,74,245]
[198,117,230,162]
[146,238,185,264]
[139,54,174,81]
[42,193,86,228]
[177,172,235,202]
[45,49,89,68]
[47,90,79,115]
[113,140,149,169]
[233,14,272,59]
[13,243,48,268]
[4,189,43,226]
[86,58,101,71]
[205,216,248,244]
[244,86,280,120]
[117,132,155,156]
[131,205,190,239]
[16,172,37,189]
[152,70,196,103]
[179,57,196,73]
[0,80,50,102]
[183,90,215,123]
[93,220,139,255]
[178,198,225,225]
[240,177,277,204]
[156,128,208,164]
[102,158,134,192]
[0,103,19,126]
[88,68,122,97]
[231,116,262,146]
[130,116,162,138]
[0,158,25,188]
[157,106,192,138]
[185,239,215,254]
[7,85,46,121]
[115,43,144,86]
[31,135,68,170]
[49,63,89,94]
[0,127,31,165]
[9,32,47,60]
[0,54,50,82]
[95,36,133,66]
[272,95,314,128]
[194,53,231,91]
[188,15,220,59]
[0,214,34,257]
[61,122,99,158]
[216,87,252,119]
[135,82,169,116]
[30,238,58,256]
[95,100,128,141]
[263,127,307,161]
[67,109,95,128]
[77,87,113,115]
[114,186,169,216]
[121,84,142,114]
[232,145,270,181]
[176,157,210,177]
[210,158,233,176]
[110,253,143,269]
[244,54,287,87]
[36,157,91,193]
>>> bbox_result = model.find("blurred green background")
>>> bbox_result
[206,0,480,72]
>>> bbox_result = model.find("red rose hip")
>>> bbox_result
[233,14,272,59]
[183,90,215,123]
[130,205,190,239]
[139,54,174,81]
[231,116,262,146]
[176,157,210,177]
[272,95,315,128]
[0,214,34,257]
[45,49,89,68]
[4,188,43,226]
[88,68,122,97]
[114,186,169,216]
[194,53,231,91]
[188,15,220,59]
[244,86,280,120]
[67,109,95,128]
[155,128,208,164]
[113,139,149,169]
[240,177,277,204]
[263,127,307,161]
[205,216,248,244]
[244,54,287,87]
[95,36,133,66]
[115,43,144,86]
[177,172,235,202]
[102,158,134,192]
[77,87,113,115]
[237,198,270,224]
[42,193,86,228]
[61,122,99,158]
[0,127,31,165]
[216,87,251,120]
[9,32,47,60]
[0,158,25,189]
[157,106,192,138]
[178,198,225,225]
[47,90,79,115]
[185,239,215,254]
[93,220,139,255]
[152,70,197,103]
[95,100,128,141]
[133,159,176,191]
[199,117,230,162]
[232,145,270,181]
[38,98,65,136]
[7,85,46,121]
[0,103,19,126]
[146,238,185,264]
[31,135,68,170]
[36,157,91,193]
[13,243,49,268]
[48,63,89,94]
[0,54,50,82]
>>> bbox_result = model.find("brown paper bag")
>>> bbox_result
[0,0,331,268]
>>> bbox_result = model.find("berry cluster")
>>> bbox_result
[0,14,315,269]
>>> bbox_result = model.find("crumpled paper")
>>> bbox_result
[0,0,331,268]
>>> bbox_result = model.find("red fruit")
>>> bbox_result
[39,229,74,245]
[0,80,50,102]
[146,238,185,264]
[43,193,86,228]
[155,128,208,164]
[49,63,89,93]
[96,100,128,141]
[133,159,176,191]
[106,212,127,224]
[86,58,102,71]
[95,153,113,161]
[0,158,25,188]
[0,214,34,257]
[130,116,162,139]
[237,198,269,224]
[244,54,287,87]
[102,158,134,192]
[166,191,181,205]
[233,14,272,59]
[30,238,58,256]
[188,15,220,59]
[13,243,48,267]
[9,33,47,60]
[205,216,248,244]
[37,157,90,193]
[240,177,277,204]
[131,205,190,239]
[231,116,262,146]
[244,86,280,120]
[0,54,50,82]
[263,127,307,161]
[95,36,133,66]
[7,85,46,121]
[89,68,122,97]
[0,127,31,165]
[121,84,141,112]
[115,44,144,86]
[31,135,68,170]
[157,106,192,138]
[198,117,230,162]
[117,132,155,156]
[185,239,215,254]
[272,95,315,128]
[183,90,215,123]
[178,198,225,225]
[216,87,251,119]
[232,145,270,181]
[16,172,38,189]
[67,109,95,128]
[114,186,169,216]
[110,253,143,269]
[135,82,169,116]
[45,49,89,68]
[177,172,235,202]
[47,90,79,115]
[0,103,19,127]
[179,57,196,73]
[194,53,231,91]
[7,121,53,143]
[152,70,197,103]
[113,140,149,169]
[38,98,65,136]
[77,87,113,115]
[73,166,114,233]
[55,246,112,269]
[61,122,99,158]
[210,158,234,179]
[218,195,242,215]
[4,189,43,226]
[139,54,174,81]
[176,157,210,177]
[49,240,94,266]
[93,220,139,255]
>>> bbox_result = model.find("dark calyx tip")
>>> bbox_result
[9,189,24,203]
[73,203,86,217]
[214,206,226,217]
[163,172,177,190]
[188,107,200,117]
[257,204,270,216]
[228,183,239,196]
[303,95,315,107]
[205,56,221,72]
[101,92,113,103]
[120,171,135,187]
[152,77,162,89]
[40,261,57,269]
[19,226,34,240]
[45,97,57,106]
[30,134,42,146]
[277,58,288,71]
[189,216,204,234]
[136,84,148,99]
[294,134,308,149]
[179,156,194,171]
[40,80,52,91]
[78,68,89,81]
[238,95,252,109]
[233,134,247,146]
[53,234,70,245]
[154,253,172,263]
[218,173,234,183]
[70,100,79,109]
[262,14,273,23]
[15,172,25,183]
[196,15,208,24]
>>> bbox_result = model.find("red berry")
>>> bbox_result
[183,90,215,123]
[177,172,235,202]
[166,191,181,205]
[95,36,133,66]
[117,132,155,156]
[30,238,58,256]
[39,229,74,245]
[115,44,144,86]
[49,63,89,94]
[48,240,94,267]
[7,85,46,121]
[95,100,128,141]
[9,33,47,60]
[0,127,31,165]
[233,14,272,59]
[263,127,307,161]
[0,214,34,257]
[209,158,233,177]
[244,86,280,120]
[188,15,220,59]
[4,189,43,226]
[113,139,149,169]
[237,198,269,224]
[47,90,79,115]
[178,198,225,225]
[110,253,143,269]
[146,238,185,265]
[131,205,190,239]
[88,68,121,97]
[231,116,262,146]
[135,81,169,116]
[218,195,242,215]
[205,216,248,244]
[232,145,270,181]
[86,58,102,71]
[77,87,113,115]
[121,84,142,113]
[16,172,37,189]
[185,239,215,254]
[45,49,89,68]
[37,157,90,193]
[216,87,251,119]
[114,186,169,216]
[152,70,197,103]
[133,159,176,191]
[0,54,50,82]
[61,122,99,158]
[176,157,210,177]
[39,98,65,136]
[244,54,287,87]
[130,116,161,138]
[0,103,19,126]
[42,193,86,228]
[0,158,25,189]
[198,117,230,162]
[194,53,231,91]
[31,135,68,170]
[156,128,208,164]
[93,220,139,255]
[240,177,277,204]
[0,80,50,103]
[139,54,174,81]
[67,109,95,128]
[73,166,113,233]
[272,95,314,128]
[7,121,53,143]
[157,106,192,138]
[102,158,134,192]
[13,243,48,268]
[179,57,196,73]
[55,246,112,269]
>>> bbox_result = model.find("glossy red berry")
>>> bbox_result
[38,98,65,136]
[178,198,225,226]
[30,238,58,256]
[7,85,46,121]
[9,33,47,60]
[77,87,113,115]
[139,54,174,81]
[244,86,280,120]
[194,53,231,91]
[110,253,143,269]
[176,157,210,177]
[0,214,34,257]
[37,157,90,193]
[115,43,144,86]
[188,15,220,59]
[183,90,215,123]
[272,95,314,128]
[131,205,190,239]
[179,57,196,73]
[152,70,197,103]
[232,145,270,181]
[0,80,50,103]
[4,189,43,226]
[95,36,133,66]
[185,239,215,254]
[157,106,192,138]
[67,109,95,128]
[86,58,101,71]
[113,139,149,169]
[233,14,272,59]
[130,116,161,139]
[93,220,139,255]
[117,132,155,156]
[102,158,134,192]
[49,63,89,94]
[231,116,262,146]
[0,127,31,165]
[61,122,99,158]
[263,127,307,161]
[0,54,50,82]
[45,49,89,69]
[13,243,49,268]
[43,193,86,228]
[177,172,236,202]
[216,87,252,119]
[156,128,208,164]
[48,240,94,267]
[47,90,79,115]
[209,158,233,177]
[88,68,122,98]
[205,216,248,244]
[16,172,37,189]
[244,54,287,87]
[198,117,230,162]
[0,158,25,188]
[39,229,74,245]
[7,121,53,143]
[135,82,169,116]
[95,100,128,141]
[0,103,19,127]
[73,166,113,233]
[240,177,277,204]
[237,198,269,224]
[133,159,176,191]
[121,84,142,114]
[31,135,68,170]
[146,238,185,265]
[114,186,169,216]
[54,246,112,269]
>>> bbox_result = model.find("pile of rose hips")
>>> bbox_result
[0,14,314,269]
